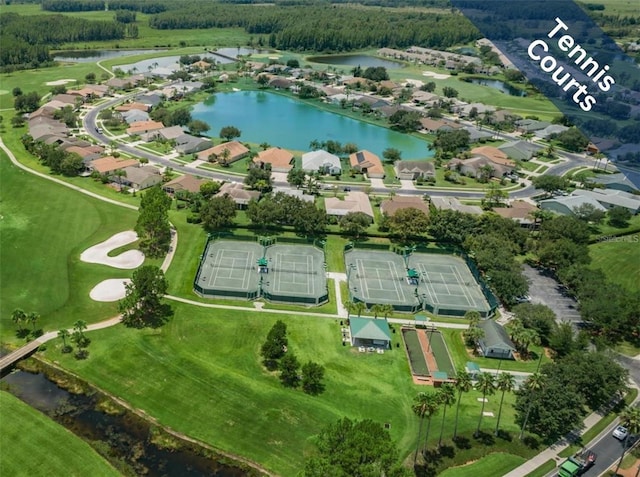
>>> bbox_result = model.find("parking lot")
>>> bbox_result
[523,265,582,326]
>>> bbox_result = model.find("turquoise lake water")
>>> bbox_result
[191,91,432,159]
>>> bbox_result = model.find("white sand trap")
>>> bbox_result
[90,279,131,302]
[80,231,144,269]
[405,79,424,87]
[422,71,450,80]
[45,79,76,86]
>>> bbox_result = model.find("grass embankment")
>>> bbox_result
[439,452,526,477]
[0,152,143,344]
[524,459,557,477]
[589,239,640,293]
[0,391,121,477]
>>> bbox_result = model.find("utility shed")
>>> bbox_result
[477,320,516,360]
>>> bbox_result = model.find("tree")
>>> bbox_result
[261,320,288,370]
[495,372,516,435]
[437,383,456,447]
[200,195,237,231]
[615,406,640,475]
[382,147,401,163]
[244,166,272,191]
[608,206,632,228]
[412,392,429,464]
[453,369,472,440]
[219,125,241,141]
[187,119,210,136]
[572,203,605,223]
[388,110,421,132]
[279,352,301,388]
[433,129,470,157]
[531,175,568,194]
[556,127,589,152]
[135,186,172,259]
[304,418,404,477]
[287,168,306,187]
[286,58,300,68]
[339,212,372,239]
[11,308,27,333]
[483,182,508,208]
[387,208,430,242]
[513,304,557,346]
[118,265,172,329]
[168,107,192,126]
[72,320,90,349]
[475,372,496,436]
[428,209,478,245]
[370,304,385,319]
[27,311,40,334]
[58,329,72,353]
[85,72,96,83]
[420,392,440,452]
[199,181,221,199]
[548,322,585,359]
[301,361,325,395]
[442,86,458,98]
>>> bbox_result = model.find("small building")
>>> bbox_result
[254,147,294,172]
[492,201,538,226]
[571,189,640,214]
[380,196,430,217]
[591,173,639,193]
[272,187,315,203]
[477,320,516,360]
[431,197,483,215]
[142,125,185,142]
[215,182,260,209]
[349,317,392,350]
[198,141,250,164]
[302,150,342,175]
[89,156,140,175]
[539,195,607,216]
[498,140,542,161]
[395,160,435,180]
[515,119,551,133]
[325,191,374,218]
[174,136,214,155]
[122,109,150,125]
[119,165,162,191]
[115,102,151,113]
[163,174,207,195]
[126,120,165,136]
[465,361,481,379]
[349,150,385,179]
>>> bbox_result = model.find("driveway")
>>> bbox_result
[522,264,582,326]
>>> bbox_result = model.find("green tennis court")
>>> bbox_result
[427,330,456,377]
[402,328,430,376]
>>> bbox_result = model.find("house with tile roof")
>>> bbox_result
[325,191,374,218]
[215,182,260,208]
[163,174,208,195]
[197,141,250,164]
[254,147,294,172]
[89,156,140,175]
[395,160,435,180]
[380,196,430,217]
[349,150,384,178]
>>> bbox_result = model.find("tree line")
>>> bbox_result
[41,0,167,14]
[148,4,479,52]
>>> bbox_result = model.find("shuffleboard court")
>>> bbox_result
[427,331,456,378]
[402,329,430,376]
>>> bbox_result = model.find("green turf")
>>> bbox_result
[524,458,557,477]
[438,452,526,477]
[589,239,640,292]
[429,331,456,377]
[0,152,143,344]
[0,391,120,477]
[402,328,430,376]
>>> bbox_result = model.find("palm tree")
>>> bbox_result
[437,383,456,447]
[370,304,384,319]
[58,329,70,349]
[519,328,540,360]
[475,372,496,437]
[453,369,473,439]
[412,392,429,464]
[495,372,516,435]
[421,392,441,453]
[519,372,545,439]
[352,301,366,317]
[615,406,640,475]
[11,308,27,332]
[380,304,394,319]
[27,312,40,333]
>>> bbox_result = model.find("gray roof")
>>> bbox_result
[349,317,392,342]
[539,195,607,214]
[592,173,640,191]
[498,140,542,161]
[395,160,435,174]
[571,189,640,211]
[478,320,516,351]
[302,150,341,171]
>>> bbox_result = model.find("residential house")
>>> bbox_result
[105,77,135,90]
[411,90,439,105]
[492,200,538,226]
[119,165,162,190]
[394,160,435,180]
[431,197,483,215]
[190,60,212,71]
[268,77,293,89]
[463,126,493,143]
[447,155,514,179]
[215,182,260,209]
[254,147,294,173]
[115,102,151,113]
[135,93,164,108]
[142,125,185,143]
[65,145,104,165]
[272,187,315,203]
[539,195,607,216]
[126,120,164,136]
[472,146,516,169]
[419,118,464,133]
[325,191,374,218]
[163,174,208,195]
[325,93,351,105]
[515,119,551,133]
[174,135,213,155]
[477,320,516,360]
[457,103,495,118]
[380,196,430,217]
[591,173,639,193]
[534,124,569,139]
[352,95,389,109]
[302,150,342,175]
[349,150,384,179]
[197,141,249,164]
[50,94,79,107]
[122,109,150,125]
[349,317,391,350]
[571,189,640,214]
[498,140,542,161]
[89,156,140,175]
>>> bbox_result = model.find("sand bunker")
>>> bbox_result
[422,71,450,80]
[90,279,131,302]
[45,79,77,86]
[80,231,144,269]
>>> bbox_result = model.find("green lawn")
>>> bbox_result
[0,152,143,344]
[524,459,557,477]
[439,453,526,477]
[0,391,120,477]
[589,239,640,292]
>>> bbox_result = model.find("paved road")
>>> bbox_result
[522,264,583,326]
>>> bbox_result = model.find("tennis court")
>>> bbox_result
[262,244,328,305]
[426,331,456,378]
[410,254,491,317]
[194,240,261,299]
[401,328,430,376]
[344,250,421,312]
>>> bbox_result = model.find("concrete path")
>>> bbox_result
[326,272,348,317]
[400,179,416,191]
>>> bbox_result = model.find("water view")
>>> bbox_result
[465,78,527,97]
[116,48,265,73]
[53,49,167,63]
[307,54,404,70]
[191,91,432,159]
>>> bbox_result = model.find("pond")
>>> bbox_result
[53,49,168,63]
[191,91,432,159]
[2,368,249,477]
[307,54,404,70]
[465,78,527,97]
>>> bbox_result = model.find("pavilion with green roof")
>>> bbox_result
[349,317,392,349]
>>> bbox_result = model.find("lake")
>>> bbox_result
[465,78,527,97]
[191,91,432,159]
[54,49,168,63]
[307,54,404,70]
[115,48,265,73]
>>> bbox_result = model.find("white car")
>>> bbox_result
[613,425,628,441]
[515,295,531,304]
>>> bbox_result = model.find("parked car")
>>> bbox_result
[343,187,351,192]
[515,295,531,304]
[613,425,628,441]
